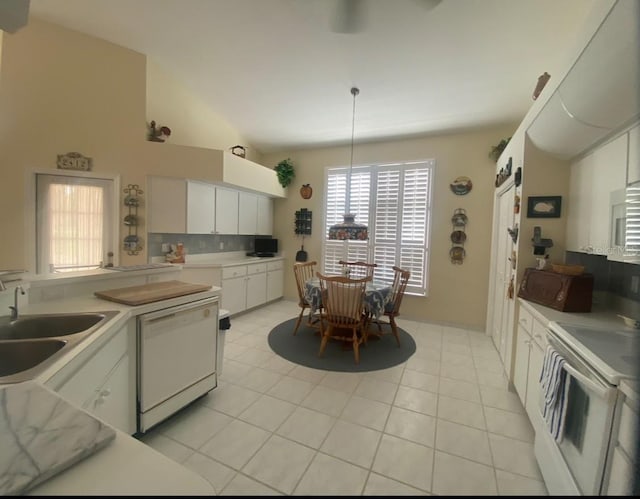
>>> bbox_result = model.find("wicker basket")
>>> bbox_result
[551,264,585,276]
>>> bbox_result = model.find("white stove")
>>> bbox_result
[548,321,639,385]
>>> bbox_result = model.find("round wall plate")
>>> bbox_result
[450,176,473,195]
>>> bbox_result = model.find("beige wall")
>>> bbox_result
[263,124,517,330]
[0,19,264,270]
[146,60,262,164]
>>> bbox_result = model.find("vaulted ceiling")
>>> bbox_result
[29,0,596,153]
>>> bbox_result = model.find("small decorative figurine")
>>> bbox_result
[148,120,172,142]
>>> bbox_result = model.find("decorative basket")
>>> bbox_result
[551,264,585,276]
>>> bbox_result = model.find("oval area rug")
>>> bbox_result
[267,317,416,373]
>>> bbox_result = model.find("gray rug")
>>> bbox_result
[267,317,416,372]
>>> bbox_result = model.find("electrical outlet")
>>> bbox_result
[161,243,170,253]
[631,275,639,294]
[219,242,224,250]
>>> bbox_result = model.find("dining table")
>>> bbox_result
[304,276,392,320]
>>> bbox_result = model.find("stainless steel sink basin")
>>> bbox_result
[0,310,119,383]
[0,339,67,377]
[0,312,112,340]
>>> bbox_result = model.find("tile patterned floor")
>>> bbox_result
[138,300,548,495]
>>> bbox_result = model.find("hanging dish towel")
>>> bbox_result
[539,345,569,442]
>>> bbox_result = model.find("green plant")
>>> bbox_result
[489,136,512,162]
[274,158,295,188]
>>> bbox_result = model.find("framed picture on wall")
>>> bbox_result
[527,196,562,218]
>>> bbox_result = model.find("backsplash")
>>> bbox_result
[147,233,257,258]
[565,251,640,302]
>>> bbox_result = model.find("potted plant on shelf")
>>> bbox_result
[274,158,295,188]
[489,136,511,162]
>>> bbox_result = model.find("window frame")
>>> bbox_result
[321,159,435,296]
[27,169,120,274]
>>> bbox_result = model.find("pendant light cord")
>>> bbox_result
[348,87,359,214]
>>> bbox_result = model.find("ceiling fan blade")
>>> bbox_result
[414,0,443,11]
[331,0,366,34]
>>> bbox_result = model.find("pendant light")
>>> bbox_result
[328,87,369,240]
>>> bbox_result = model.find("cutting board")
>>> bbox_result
[94,280,211,306]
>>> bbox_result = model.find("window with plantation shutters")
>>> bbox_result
[323,160,434,295]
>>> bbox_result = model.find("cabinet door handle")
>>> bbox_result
[524,339,531,346]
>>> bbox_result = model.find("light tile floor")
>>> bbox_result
[139,300,548,496]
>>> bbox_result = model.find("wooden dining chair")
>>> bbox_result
[372,266,410,346]
[316,272,371,364]
[338,260,378,280]
[293,261,321,335]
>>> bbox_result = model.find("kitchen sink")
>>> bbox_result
[0,339,67,377]
[0,312,115,340]
[0,310,119,384]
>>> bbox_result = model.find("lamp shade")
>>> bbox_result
[328,213,368,240]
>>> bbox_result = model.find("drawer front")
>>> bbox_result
[518,305,534,334]
[247,263,266,275]
[531,318,548,350]
[267,259,284,271]
[617,400,639,459]
[222,265,247,279]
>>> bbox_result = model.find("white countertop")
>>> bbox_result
[1,272,221,495]
[519,298,640,384]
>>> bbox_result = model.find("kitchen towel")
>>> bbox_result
[539,345,569,442]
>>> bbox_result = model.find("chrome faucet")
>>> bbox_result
[9,285,25,321]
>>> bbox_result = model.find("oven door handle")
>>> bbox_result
[562,362,614,400]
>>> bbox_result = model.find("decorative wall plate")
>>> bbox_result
[450,230,467,244]
[450,246,466,264]
[451,208,468,226]
[450,176,473,195]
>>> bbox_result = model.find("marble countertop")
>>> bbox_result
[0,381,116,495]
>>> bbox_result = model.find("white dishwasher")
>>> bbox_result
[137,297,219,433]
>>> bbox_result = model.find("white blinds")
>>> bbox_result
[37,174,114,273]
[324,160,434,295]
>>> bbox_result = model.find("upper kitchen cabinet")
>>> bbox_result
[566,133,627,254]
[257,195,274,235]
[149,176,218,234]
[628,124,640,185]
[527,0,640,161]
[238,192,274,235]
[238,192,258,235]
[215,187,239,235]
[187,180,216,234]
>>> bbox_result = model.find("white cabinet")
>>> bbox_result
[246,264,267,309]
[148,176,187,233]
[629,123,640,185]
[46,320,136,435]
[566,133,628,254]
[513,303,547,431]
[187,180,216,234]
[219,259,284,315]
[215,187,239,234]
[266,260,284,302]
[257,195,274,235]
[238,191,258,235]
[566,156,594,253]
[604,394,638,495]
